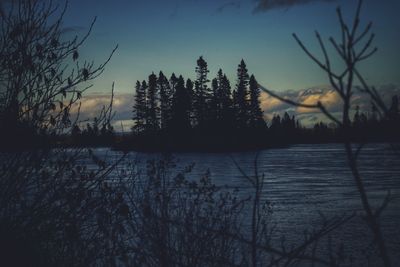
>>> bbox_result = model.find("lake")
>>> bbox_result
[94,143,400,264]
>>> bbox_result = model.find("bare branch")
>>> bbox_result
[293,33,340,80]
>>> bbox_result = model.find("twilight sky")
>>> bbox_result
[59,0,400,129]
[62,0,400,93]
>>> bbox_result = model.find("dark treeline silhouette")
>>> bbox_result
[122,57,268,151]
[67,119,115,147]
[119,56,400,152]
[268,96,400,145]
[347,96,400,141]
[0,117,117,150]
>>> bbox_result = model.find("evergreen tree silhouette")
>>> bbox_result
[234,59,250,129]
[147,73,159,132]
[221,74,234,125]
[249,75,265,130]
[170,76,191,133]
[158,71,172,130]
[133,80,147,134]
[211,77,219,127]
[170,73,178,96]
[214,69,233,130]
[186,78,195,126]
[270,114,281,130]
[193,56,210,128]
[281,112,296,131]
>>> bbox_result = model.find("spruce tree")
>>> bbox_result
[193,56,210,128]
[249,75,265,129]
[214,70,224,121]
[170,73,178,96]
[221,74,234,128]
[282,112,292,130]
[270,114,281,130]
[235,59,250,129]
[158,71,171,130]
[147,73,159,132]
[170,76,191,132]
[211,78,219,126]
[186,78,194,126]
[133,80,147,134]
[214,69,233,129]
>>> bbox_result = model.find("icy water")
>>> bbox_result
[2,142,398,264]
[96,143,400,264]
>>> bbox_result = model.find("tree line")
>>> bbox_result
[127,56,400,151]
[64,93,400,150]
[132,57,266,137]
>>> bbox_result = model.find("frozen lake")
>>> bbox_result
[97,143,400,264]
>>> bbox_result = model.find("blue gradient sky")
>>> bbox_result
[61,0,400,95]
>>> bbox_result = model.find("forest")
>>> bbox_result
[65,56,400,151]
[2,51,400,151]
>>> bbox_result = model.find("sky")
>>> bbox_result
[58,0,400,128]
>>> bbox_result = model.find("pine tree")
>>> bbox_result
[249,75,265,129]
[170,76,191,132]
[193,56,210,128]
[170,73,178,96]
[158,71,170,130]
[211,77,219,126]
[214,70,224,121]
[235,59,250,129]
[186,78,194,126]
[133,80,147,134]
[221,74,234,128]
[270,114,281,130]
[186,79,194,99]
[147,73,159,132]
[281,112,294,130]
[213,69,233,129]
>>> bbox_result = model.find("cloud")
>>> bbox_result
[296,88,341,114]
[70,93,134,131]
[253,0,336,13]
[260,84,400,126]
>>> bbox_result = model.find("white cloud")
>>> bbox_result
[260,84,400,126]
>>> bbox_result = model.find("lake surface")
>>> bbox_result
[97,143,400,264]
